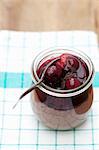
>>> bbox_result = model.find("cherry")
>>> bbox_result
[66,56,79,70]
[37,59,55,77]
[55,54,69,69]
[46,65,62,79]
[60,54,68,64]
[56,60,64,69]
[56,54,79,71]
[44,65,62,88]
[65,77,81,90]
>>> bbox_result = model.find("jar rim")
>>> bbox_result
[31,47,94,97]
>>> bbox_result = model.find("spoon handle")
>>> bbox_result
[19,80,42,100]
[13,57,60,109]
[19,57,60,100]
[12,80,42,109]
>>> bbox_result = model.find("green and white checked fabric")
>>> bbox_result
[0,30,99,150]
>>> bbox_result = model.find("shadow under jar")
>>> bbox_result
[31,48,94,130]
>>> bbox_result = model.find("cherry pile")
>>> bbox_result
[37,53,89,90]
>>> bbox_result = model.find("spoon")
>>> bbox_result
[13,57,60,109]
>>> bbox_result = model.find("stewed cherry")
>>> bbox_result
[37,53,89,90]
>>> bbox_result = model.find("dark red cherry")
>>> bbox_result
[56,60,64,69]
[60,54,69,67]
[61,54,67,63]
[65,77,81,90]
[66,56,79,70]
[44,65,62,88]
[37,59,55,77]
[46,65,62,78]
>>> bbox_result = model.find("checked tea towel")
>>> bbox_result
[0,30,99,150]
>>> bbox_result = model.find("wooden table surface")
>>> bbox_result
[0,0,99,37]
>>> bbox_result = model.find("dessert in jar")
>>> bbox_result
[31,48,94,130]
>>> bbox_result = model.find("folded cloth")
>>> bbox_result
[0,30,99,150]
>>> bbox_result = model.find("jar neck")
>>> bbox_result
[31,48,94,97]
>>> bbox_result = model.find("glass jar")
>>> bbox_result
[31,48,94,130]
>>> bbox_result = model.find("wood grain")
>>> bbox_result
[0,0,98,35]
[94,0,99,35]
